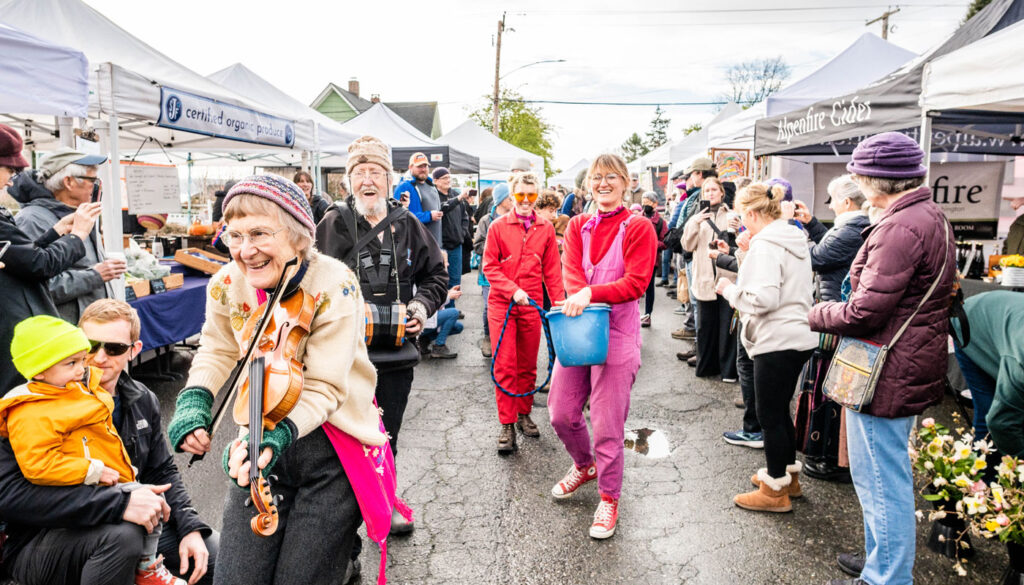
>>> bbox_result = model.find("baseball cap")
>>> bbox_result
[408,152,429,167]
[686,157,714,175]
[38,147,108,181]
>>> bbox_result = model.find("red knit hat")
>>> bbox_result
[0,124,30,170]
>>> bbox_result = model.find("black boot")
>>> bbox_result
[837,552,864,577]
[497,423,517,454]
[803,458,852,483]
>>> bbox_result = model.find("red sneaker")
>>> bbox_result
[589,494,619,539]
[551,463,597,499]
[136,556,185,585]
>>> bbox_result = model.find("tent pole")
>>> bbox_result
[920,110,933,184]
[57,116,75,148]
[187,153,193,222]
[100,110,125,301]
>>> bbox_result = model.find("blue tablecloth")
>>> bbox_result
[130,275,208,351]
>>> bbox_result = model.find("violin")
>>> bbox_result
[194,257,312,537]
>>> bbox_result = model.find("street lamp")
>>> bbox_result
[492,57,566,135]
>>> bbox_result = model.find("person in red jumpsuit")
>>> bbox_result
[483,172,565,454]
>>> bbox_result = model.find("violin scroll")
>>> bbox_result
[250,477,279,537]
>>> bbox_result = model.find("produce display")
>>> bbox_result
[125,239,171,280]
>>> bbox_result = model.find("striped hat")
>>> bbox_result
[223,174,315,238]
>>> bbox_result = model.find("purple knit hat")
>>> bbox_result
[846,132,927,179]
[223,174,316,238]
[766,177,793,202]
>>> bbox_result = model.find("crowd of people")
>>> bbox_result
[1,117,1020,585]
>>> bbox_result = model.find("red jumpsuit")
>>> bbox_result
[483,212,565,424]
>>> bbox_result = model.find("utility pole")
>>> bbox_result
[866,6,900,40]
[492,12,505,136]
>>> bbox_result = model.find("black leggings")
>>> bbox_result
[695,298,737,379]
[644,271,656,315]
[753,349,813,479]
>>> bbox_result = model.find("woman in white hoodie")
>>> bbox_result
[715,182,817,513]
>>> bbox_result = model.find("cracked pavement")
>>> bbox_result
[156,278,1007,584]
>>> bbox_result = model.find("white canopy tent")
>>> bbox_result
[634,103,744,171]
[0,22,88,118]
[439,120,544,181]
[549,158,589,189]
[707,33,917,153]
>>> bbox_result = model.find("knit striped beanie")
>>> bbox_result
[223,174,316,238]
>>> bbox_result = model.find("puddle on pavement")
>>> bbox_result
[623,428,671,458]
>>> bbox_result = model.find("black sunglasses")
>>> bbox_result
[88,339,132,357]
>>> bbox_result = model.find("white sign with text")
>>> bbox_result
[125,165,181,214]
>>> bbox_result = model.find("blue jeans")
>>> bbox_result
[846,410,916,585]
[421,308,463,346]
[685,260,697,332]
[660,249,674,284]
[445,247,462,308]
[482,285,491,336]
[954,345,997,440]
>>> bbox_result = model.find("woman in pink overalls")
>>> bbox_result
[549,154,657,539]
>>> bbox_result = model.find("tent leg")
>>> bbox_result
[57,116,75,148]
[98,112,126,301]
[920,111,933,184]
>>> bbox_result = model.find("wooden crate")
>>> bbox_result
[174,247,230,275]
[162,272,184,290]
[127,279,150,299]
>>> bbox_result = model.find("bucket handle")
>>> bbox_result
[490,298,556,398]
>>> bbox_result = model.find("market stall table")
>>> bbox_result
[128,273,209,378]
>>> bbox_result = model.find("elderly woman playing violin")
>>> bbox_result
[167,175,385,585]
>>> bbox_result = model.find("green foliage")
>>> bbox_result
[964,0,993,23]
[470,89,556,177]
[681,123,703,137]
[619,132,649,162]
[645,106,671,150]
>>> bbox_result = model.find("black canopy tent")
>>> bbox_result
[753,0,1024,158]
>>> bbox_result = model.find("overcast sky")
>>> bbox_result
[85,0,973,172]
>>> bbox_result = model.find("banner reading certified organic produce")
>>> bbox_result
[157,87,295,148]
[812,162,1005,239]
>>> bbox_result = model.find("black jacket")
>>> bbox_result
[0,206,85,394]
[438,189,470,250]
[0,375,211,563]
[315,198,448,367]
[805,214,871,302]
[309,192,332,226]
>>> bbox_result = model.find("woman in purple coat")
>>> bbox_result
[808,132,955,585]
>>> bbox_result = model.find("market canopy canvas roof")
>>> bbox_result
[207,63,359,156]
[439,120,544,179]
[341,103,479,174]
[549,158,589,189]
[0,21,88,117]
[754,0,1024,156]
[921,19,1024,118]
[708,33,916,153]
[636,103,744,170]
[0,0,314,161]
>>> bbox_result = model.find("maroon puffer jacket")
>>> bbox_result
[809,187,955,419]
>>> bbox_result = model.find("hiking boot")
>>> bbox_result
[837,552,865,577]
[666,290,677,299]
[390,506,414,536]
[750,461,803,499]
[479,337,492,358]
[430,343,458,359]
[733,396,745,408]
[687,356,697,367]
[676,350,696,361]
[136,556,185,585]
[497,423,517,454]
[589,494,619,539]
[671,327,696,340]
[551,463,598,499]
[640,314,651,327]
[723,430,764,449]
[657,280,670,287]
[517,413,540,438]
[734,469,792,513]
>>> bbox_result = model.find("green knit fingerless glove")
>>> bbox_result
[221,418,297,482]
[167,387,214,452]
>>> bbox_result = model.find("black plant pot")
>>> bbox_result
[1001,542,1024,585]
[926,508,975,559]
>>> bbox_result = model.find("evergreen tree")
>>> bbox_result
[963,0,992,22]
[620,133,649,162]
[645,106,671,150]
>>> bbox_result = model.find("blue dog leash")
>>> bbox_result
[490,298,556,398]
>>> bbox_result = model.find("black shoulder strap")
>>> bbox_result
[343,205,406,268]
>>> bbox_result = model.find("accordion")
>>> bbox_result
[364,302,407,349]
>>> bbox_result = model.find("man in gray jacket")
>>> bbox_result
[11,147,126,324]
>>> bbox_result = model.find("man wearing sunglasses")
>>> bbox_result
[0,299,217,585]
[10,147,127,324]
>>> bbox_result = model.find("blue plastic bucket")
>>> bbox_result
[545,303,611,367]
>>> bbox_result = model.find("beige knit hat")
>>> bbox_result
[348,135,392,171]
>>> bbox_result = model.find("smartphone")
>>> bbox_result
[699,199,711,213]
[0,240,9,261]
[91,182,102,203]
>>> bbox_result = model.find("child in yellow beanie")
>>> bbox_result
[1,315,185,585]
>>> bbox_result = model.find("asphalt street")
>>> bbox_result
[152,277,1007,585]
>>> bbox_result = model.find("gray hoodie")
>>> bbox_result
[722,219,817,358]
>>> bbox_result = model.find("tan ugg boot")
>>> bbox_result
[735,469,793,513]
[750,461,803,498]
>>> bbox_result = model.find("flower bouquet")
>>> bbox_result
[910,416,989,563]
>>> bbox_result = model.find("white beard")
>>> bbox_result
[354,194,387,219]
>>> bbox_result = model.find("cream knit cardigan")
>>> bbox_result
[186,252,387,447]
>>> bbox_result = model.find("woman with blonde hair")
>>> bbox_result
[548,154,656,539]
[715,182,816,513]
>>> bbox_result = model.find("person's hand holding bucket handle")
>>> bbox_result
[512,288,531,306]
[556,286,592,317]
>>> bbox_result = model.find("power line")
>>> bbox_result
[508,99,729,107]
[502,4,964,15]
